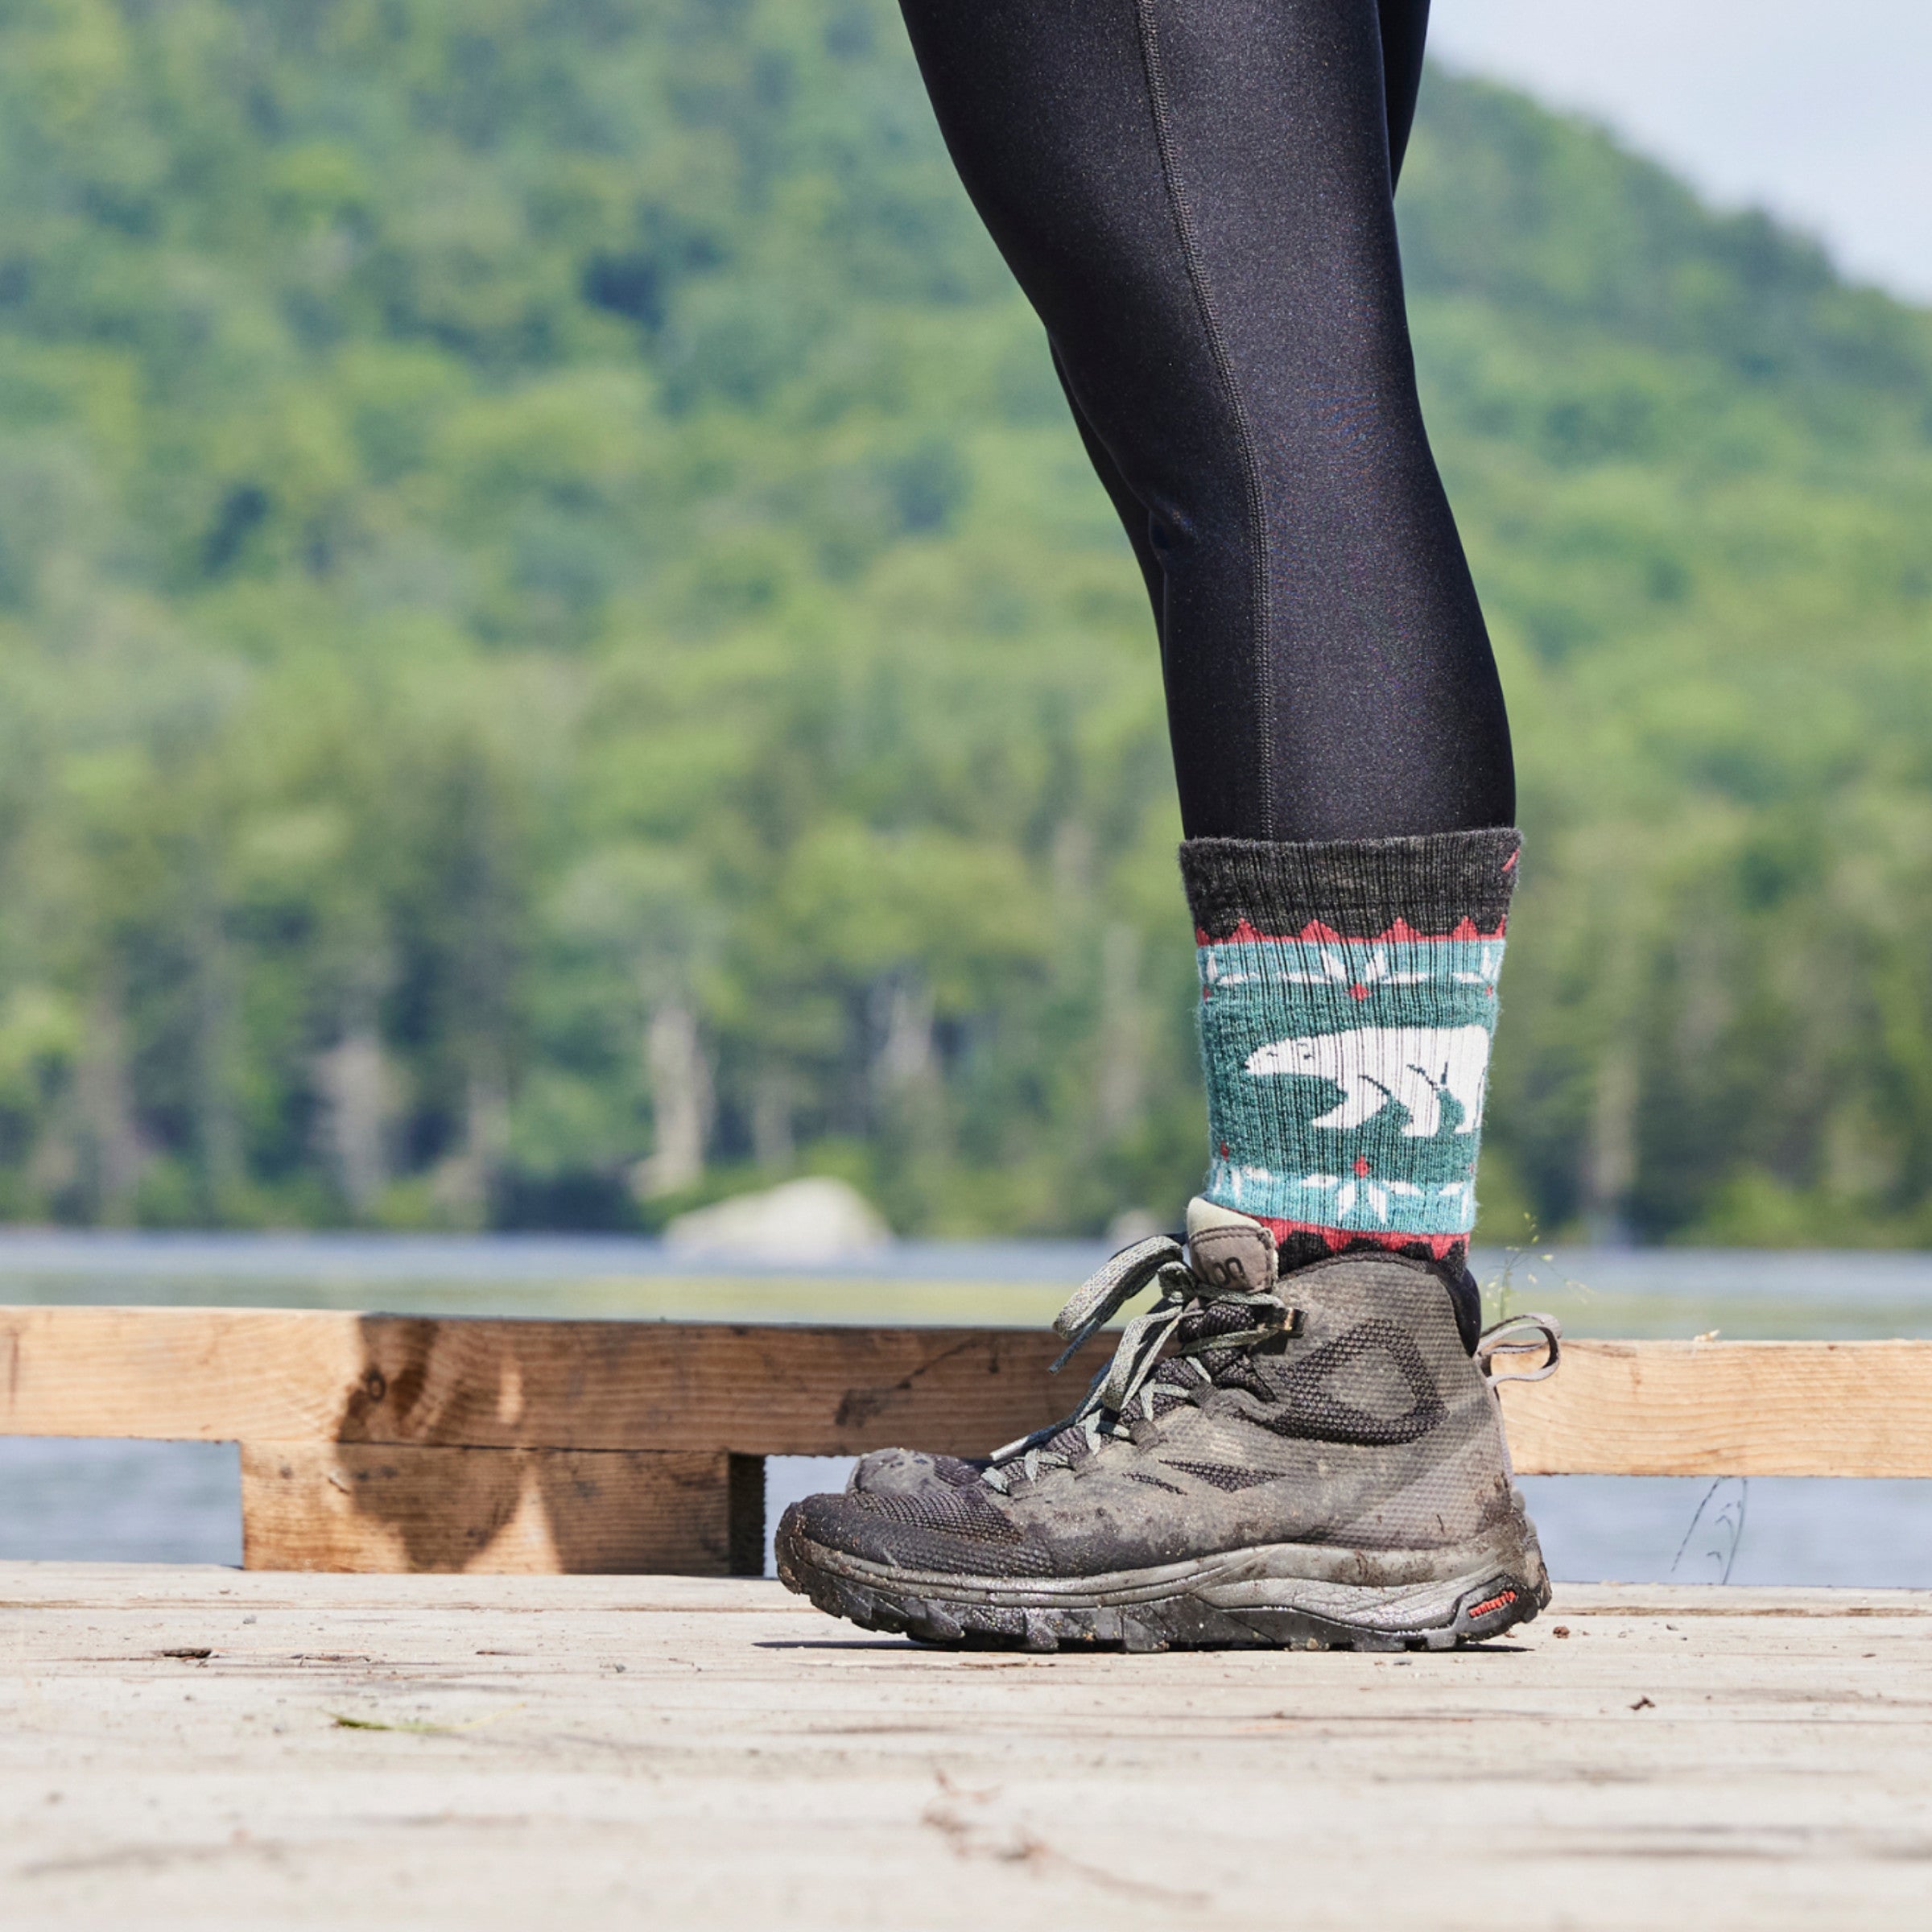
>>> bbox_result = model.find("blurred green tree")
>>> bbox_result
[0,2,1928,1241]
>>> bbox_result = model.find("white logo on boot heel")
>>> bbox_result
[1244,1026,1491,1137]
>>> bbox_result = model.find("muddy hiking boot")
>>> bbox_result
[775,1199,1559,1653]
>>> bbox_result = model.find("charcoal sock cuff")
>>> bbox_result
[1179,829,1521,943]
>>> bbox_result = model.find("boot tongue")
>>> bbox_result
[1129,1206,1284,1426]
[1184,1196,1278,1293]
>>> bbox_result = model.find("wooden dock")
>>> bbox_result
[4,1306,1931,1923]
[4,1563,1929,1929]
[4,1307,1930,1570]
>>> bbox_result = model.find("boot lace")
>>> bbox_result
[981,1233,1295,1492]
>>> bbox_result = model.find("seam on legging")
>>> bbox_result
[1133,0,1275,838]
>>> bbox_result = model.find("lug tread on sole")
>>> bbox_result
[780,1526,1546,1654]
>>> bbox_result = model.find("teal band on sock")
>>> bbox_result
[1197,931,1503,1242]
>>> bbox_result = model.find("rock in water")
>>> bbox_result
[663,1177,890,1262]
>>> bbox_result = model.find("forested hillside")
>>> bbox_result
[1,0,1930,1241]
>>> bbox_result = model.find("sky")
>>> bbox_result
[1426,0,1932,300]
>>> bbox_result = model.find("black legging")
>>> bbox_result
[897,0,1513,844]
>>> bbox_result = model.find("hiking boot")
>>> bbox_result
[775,1199,1557,1652]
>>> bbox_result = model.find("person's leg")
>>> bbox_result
[898,0,1510,842]
[774,1,1549,1651]
[1058,0,1437,658]
[901,0,1515,1277]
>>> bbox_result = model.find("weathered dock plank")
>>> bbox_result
[1,1563,1927,1930]
[238,1444,766,1575]
[7,1307,1932,1477]
[0,1305,1100,1454]
[6,1307,1930,1572]
[1497,1335,1932,1476]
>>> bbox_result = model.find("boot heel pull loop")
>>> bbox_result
[1476,1312,1562,1384]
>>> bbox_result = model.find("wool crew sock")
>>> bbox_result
[1179,830,1520,1278]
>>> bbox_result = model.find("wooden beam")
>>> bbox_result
[0,1305,1098,1456]
[2,1307,365,1443]
[238,1444,765,1575]
[1496,1338,1932,1478]
[5,1307,1931,1478]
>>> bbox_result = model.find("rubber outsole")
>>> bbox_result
[774,1513,1550,1653]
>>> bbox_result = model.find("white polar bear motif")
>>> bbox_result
[1244,1026,1491,1137]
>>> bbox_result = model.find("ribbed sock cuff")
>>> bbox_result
[1179,829,1520,943]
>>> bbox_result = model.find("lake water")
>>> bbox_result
[2,1232,1929,1587]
